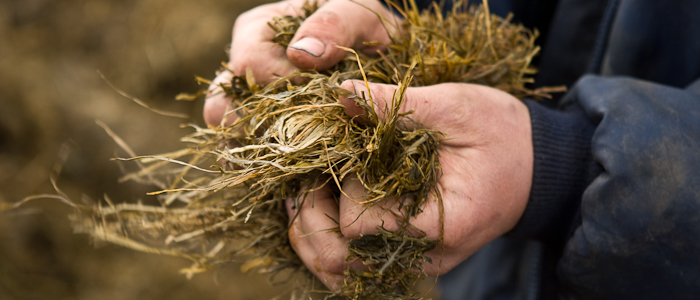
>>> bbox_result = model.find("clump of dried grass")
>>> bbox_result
[66,0,560,299]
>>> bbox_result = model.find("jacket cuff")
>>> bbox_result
[509,100,597,242]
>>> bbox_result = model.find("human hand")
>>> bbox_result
[285,80,534,290]
[203,0,399,127]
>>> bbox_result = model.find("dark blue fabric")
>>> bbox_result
[410,0,514,17]
[585,0,619,74]
[437,0,700,299]
[534,0,608,105]
[556,75,700,299]
[509,100,596,242]
[467,0,514,18]
[601,1,700,87]
[439,238,539,300]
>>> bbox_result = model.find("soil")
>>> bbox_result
[0,0,294,299]
[0,1,445,298]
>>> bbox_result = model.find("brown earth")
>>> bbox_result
[0,0,293,299]
[0,0,444,299]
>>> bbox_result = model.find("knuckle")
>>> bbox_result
[301,11,343,36]
[312,10,341,27]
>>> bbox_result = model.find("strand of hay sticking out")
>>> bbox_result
[71,1,560,299]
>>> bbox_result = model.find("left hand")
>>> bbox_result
[203,0,397,127]
[285,80,535,291]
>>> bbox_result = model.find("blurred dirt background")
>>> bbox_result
[0,0,444,299]
[0,0,299,299]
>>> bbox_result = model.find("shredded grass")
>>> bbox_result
[65,0,563,298]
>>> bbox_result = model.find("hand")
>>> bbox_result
[203,0,399,127]
[285,80,534,290]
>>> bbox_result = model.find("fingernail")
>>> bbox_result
[290,37,325,57]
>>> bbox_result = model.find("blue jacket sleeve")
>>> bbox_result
[517,75,700,299]
[510,99,598,242]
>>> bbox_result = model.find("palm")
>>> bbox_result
[368,82,534,273]
[289,81,533,281]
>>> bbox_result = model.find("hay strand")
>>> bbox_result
[68,1,562,298]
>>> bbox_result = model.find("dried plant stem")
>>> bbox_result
[65,1,564,299]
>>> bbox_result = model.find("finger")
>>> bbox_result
[203,70,237,127]
[286,198,345,290]
[229,1,303,83]
[339,80,482,135]
[339,80,433,129]
[335,176,458,276]
[287,0,399,70]
[285,185,348,290]
[337,175,397,238]
[338,176,443,240]
[206,0,315,126]
[299,186,349,276]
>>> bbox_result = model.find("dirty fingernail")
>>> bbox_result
[290,37,325,57]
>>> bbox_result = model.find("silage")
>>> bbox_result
[70,1,560,298]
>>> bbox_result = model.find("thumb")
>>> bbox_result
[339,80,440,130]
[287,0,399,71]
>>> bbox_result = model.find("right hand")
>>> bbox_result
[203,0,399,127]
[285,81,535,290]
